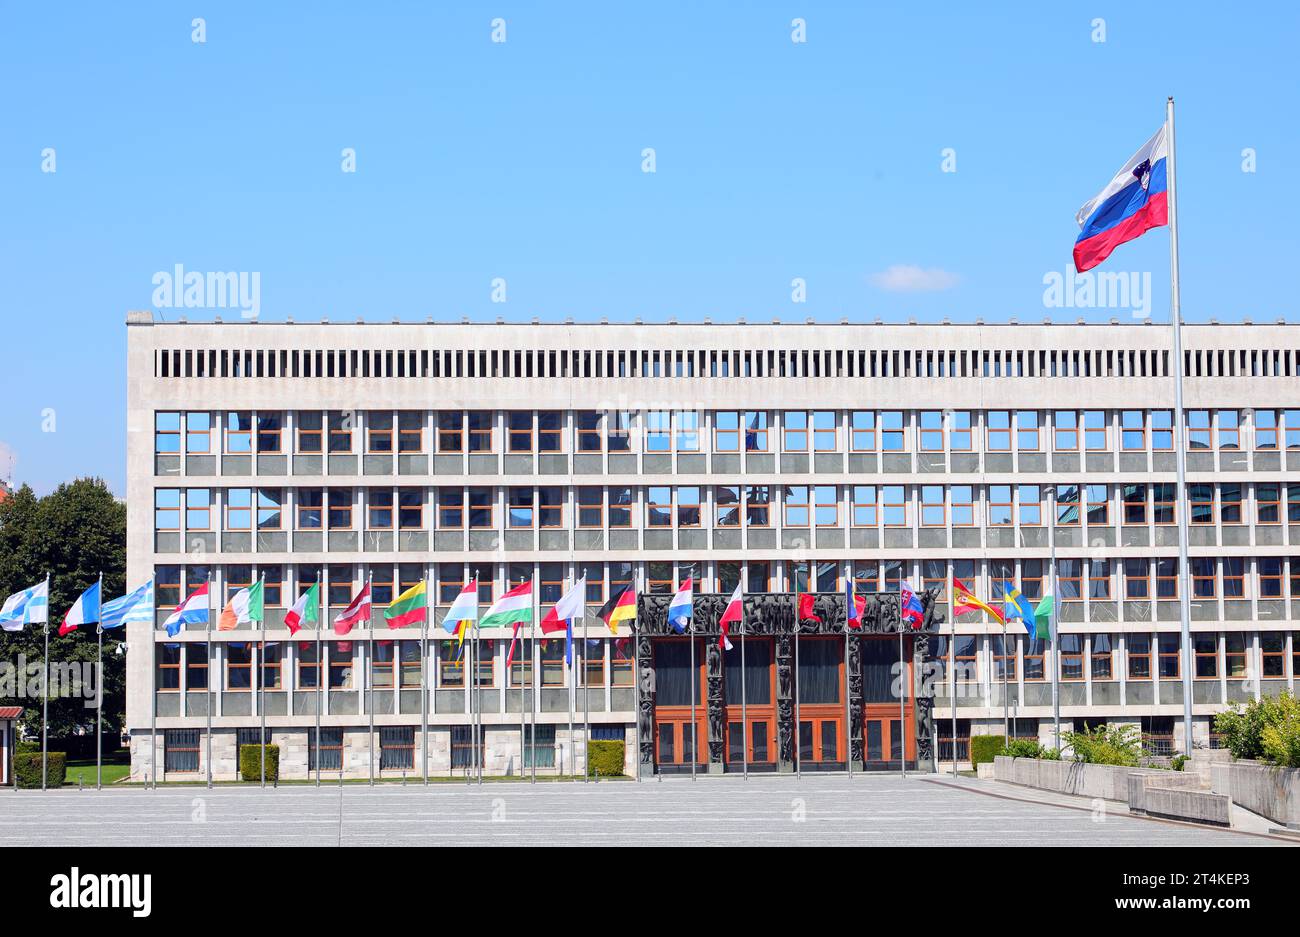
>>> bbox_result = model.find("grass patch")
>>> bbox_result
[63,752,131,786]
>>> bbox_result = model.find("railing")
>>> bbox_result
[937,737,970,761]
[1142,734,1176,757]
[1209,733,1227,750]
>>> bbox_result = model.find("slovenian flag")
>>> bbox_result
[899,580,924,630]
[1073,125,1168,272]
[717,583,742,650]
[59,580,102,636]
[667,577,693,633]
[164,582,209,637]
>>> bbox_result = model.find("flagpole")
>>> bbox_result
[1048,489,1060,752]
[422,577,430,786]
[950,597,958,777]
[843,611,851,779]
[898,591,906,779]
[314,572,322,788]
[96,571,104,791]
[689,608,697,781]
[205,579,213,790]
[530,580,537,784]
[150,578,159,790]
[367,570,375,787]
[568,613,575,780]
[583,603,590,783]
[42,571,50,791]
[1001,618,1009,742]
[1166,95,1195,758]
[518,578,527,782]
[793,610,801,780]
[740,601,748,780]
[259,574,267,788]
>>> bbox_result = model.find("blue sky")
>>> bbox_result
[2,1,1297,495]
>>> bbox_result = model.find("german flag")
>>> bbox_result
[597,584,637,634]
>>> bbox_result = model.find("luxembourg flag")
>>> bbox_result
[164,582,209,637]
[667,577,693,634]
[59,580,102,636]
[1073,125,1168,272]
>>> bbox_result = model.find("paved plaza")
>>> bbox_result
[0,774,1292,847]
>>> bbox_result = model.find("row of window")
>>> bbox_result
[934,632,1300,683]
[153,555,1300,613]
[153,408,1300,456]
[150,342,1300,383]
[155,482,1300,532]
[156,636,632,693]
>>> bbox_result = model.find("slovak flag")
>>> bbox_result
[1073,125,1169,272]
[59,580,102,637]
[667,577,693,633]
[717,583,742,651]
[844,579,864,630]
[899,580,924,630]
[163,582,209,637]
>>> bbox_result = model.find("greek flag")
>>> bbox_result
[0,579,49,631]
[101,578,155,630]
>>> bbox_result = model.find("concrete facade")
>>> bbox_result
[124,313,1300,780]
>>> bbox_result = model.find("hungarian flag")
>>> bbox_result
[797,592,822,624]
[481,581,533,669]
[284,581,319,635]
[219,579,264,631]
[333,583,371,636]
[951,577,1004,625]
[596,583,637,634]
[384,580,428,629]
[717,583,742,650]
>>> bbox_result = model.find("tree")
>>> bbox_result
[0,478,127,741]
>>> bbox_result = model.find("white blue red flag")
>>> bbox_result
[667,577,693,633]
[1073,125,1168,271]
[59,580,102,636]
[899,580,924,630]
[164,582,209,637]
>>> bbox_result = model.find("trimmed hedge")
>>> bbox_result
[16,740,39,755]
[238,744,280,783]
[969,734,1006,768]
[15,751,67,788]
[586,739,625,777]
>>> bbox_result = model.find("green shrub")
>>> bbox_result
[238,744,279,783]
[969,734,1006,767]
[1216,692,1300,767]
[1062,724,1142,766]
[586,739,625,777]
[15,751,66,788]
[1000,739,1061,760]
[1171,754,1189,772]
[16,739,39,755]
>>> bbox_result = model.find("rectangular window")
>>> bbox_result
[576,411,604,452]
[921,485,945,527]
[438,640,464,687]
[1152,484,1176,525]
[989,485,1012,526]
[1260,557,1284,598]
[1120,410,1145,451]
[1058,559,1082,601]
[1255,409,1278,449]
[714,411,740,452]
[398,489,423,529]
[919,411,944,451]
[155,412,181,453]
[783,485,810,528]
[225,488,252,530]
[1128,634,1152,679]
[715,486,741,527]
[297,411,322,453]
[255,413,282,453]
[647,487,672,528]
[186,489,212,530]
[380,727,415,770]
[1091,634,1114,681]
[1018,485,1041,526]
[1082,410,1106,450]
[186,412,212,454]
[156,644,181,691]
[1155,558,1179,599]
[468,488,493,528]
[1124,559,1150,600]
[1261,632,1285,677]
[1016,411,1039,451]
[1218,409,1240,449]
[1187,410,1211,449]
[438,412,464,452]
[538,411,562,451]
[467,412,493,452]
[850,411,876,451]
[1086,484,1108,526]
[609,487,633,527]
[1054,484,1080,526]
[677,486,701,527]
[743,411,769,451]
[949,411,972,451]
[508,488,534,528]
[880,411,904,451]
[1088,559,1112,600]
[577,487,603,528]
[1223,557,1245,598]
[950,485,974,526]
[1158,634,1180,678]
[882,485,907,527]
[1220,484,1242,525]
[782,411,808,451]
[327,489,353,529]
[226,644,252,690]
[155,489,181,530]
[1053,411,1077,451]
[327,412,353,453]
[1258,484,1281,524]
[812,411,836,451]
[1150,410,1173,450]
[1191,557,1217,598]
[1194,633,1218,679]
[1122,484,1147,525]
[745,486,771,527]
[987,411,1011,451]
[507,412,533,452]
[368,489,394,529]
[367,412,394,452]
[438,489,464,529]
[164,729,200,773]
[1225,633,1248,679]
[814,485,838,527]
[397,411,424,452]
[1059,634,1084,680]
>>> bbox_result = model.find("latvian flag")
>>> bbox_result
[1073,125,1168,272]
[333,583,371,636]
[164,582,209,637]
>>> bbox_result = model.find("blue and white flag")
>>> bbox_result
[101,578,155,630]
[0,579,49,631]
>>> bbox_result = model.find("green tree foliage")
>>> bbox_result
[1061,723,1142,766]
[0,478,126,741]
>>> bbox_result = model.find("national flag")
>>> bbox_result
[997,580,1037,633]
[899,580,924,629]
[843,579,864,629]
[442,580,479,644]
[667,577,692,633]
[951,577,1005,625]
[1073,125,1169,272]
[797,592,822,624]
[0,579,49,631]
[717,583,742,650]
[284,581,319,635]
[596,583,637,634]
[59,580,102,636]
[541,578,586,635]
[164,582,209,637]
[1033,595,1055,640]
[100,578,154,630]
[483,581,533,668]
[384,580,428,629]
[333,583,371,636]
[218,579,264,631]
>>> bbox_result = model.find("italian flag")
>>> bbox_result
[384,580,428,629]
[284,581,319,636]
[480,581,533,628]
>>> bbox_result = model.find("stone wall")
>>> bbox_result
[1209,760,1300,829]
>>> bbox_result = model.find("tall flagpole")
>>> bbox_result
[740,598,748,779]
[205,578,213,789]
[96,571,104,791]
[42,572,50,791]
[898,592,906,778]
[518,576,528,782]
[259,574,267,788]
[950,599,959,776]
[583,602,590,783]
[422,575,429,785]
[567,614,576,780]
[150,578,159,790]
[1049,489,1061,752]
[1001,619,1010,741]
[314,572,322,787]
[843,615,851,778]
[1166,95,1195,757]
[688,610,697,781]
[367,570,374,787]
[531,582,537,784]
[793,610,801,780]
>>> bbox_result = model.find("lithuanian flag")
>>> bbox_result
[384,580,428,629]
[596,584,637,634]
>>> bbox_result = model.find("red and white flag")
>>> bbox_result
[333,583,371,636]
[718,583,742,651]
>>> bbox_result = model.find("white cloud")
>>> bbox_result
[869,264,961,292]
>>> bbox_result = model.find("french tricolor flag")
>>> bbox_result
[164,582,209,637]
[1073,125,1168,272]
[667,577,693,634]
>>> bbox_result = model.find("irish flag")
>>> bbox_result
[384,580,428,629]
[219,579,264,631]
[284,581,319,635]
